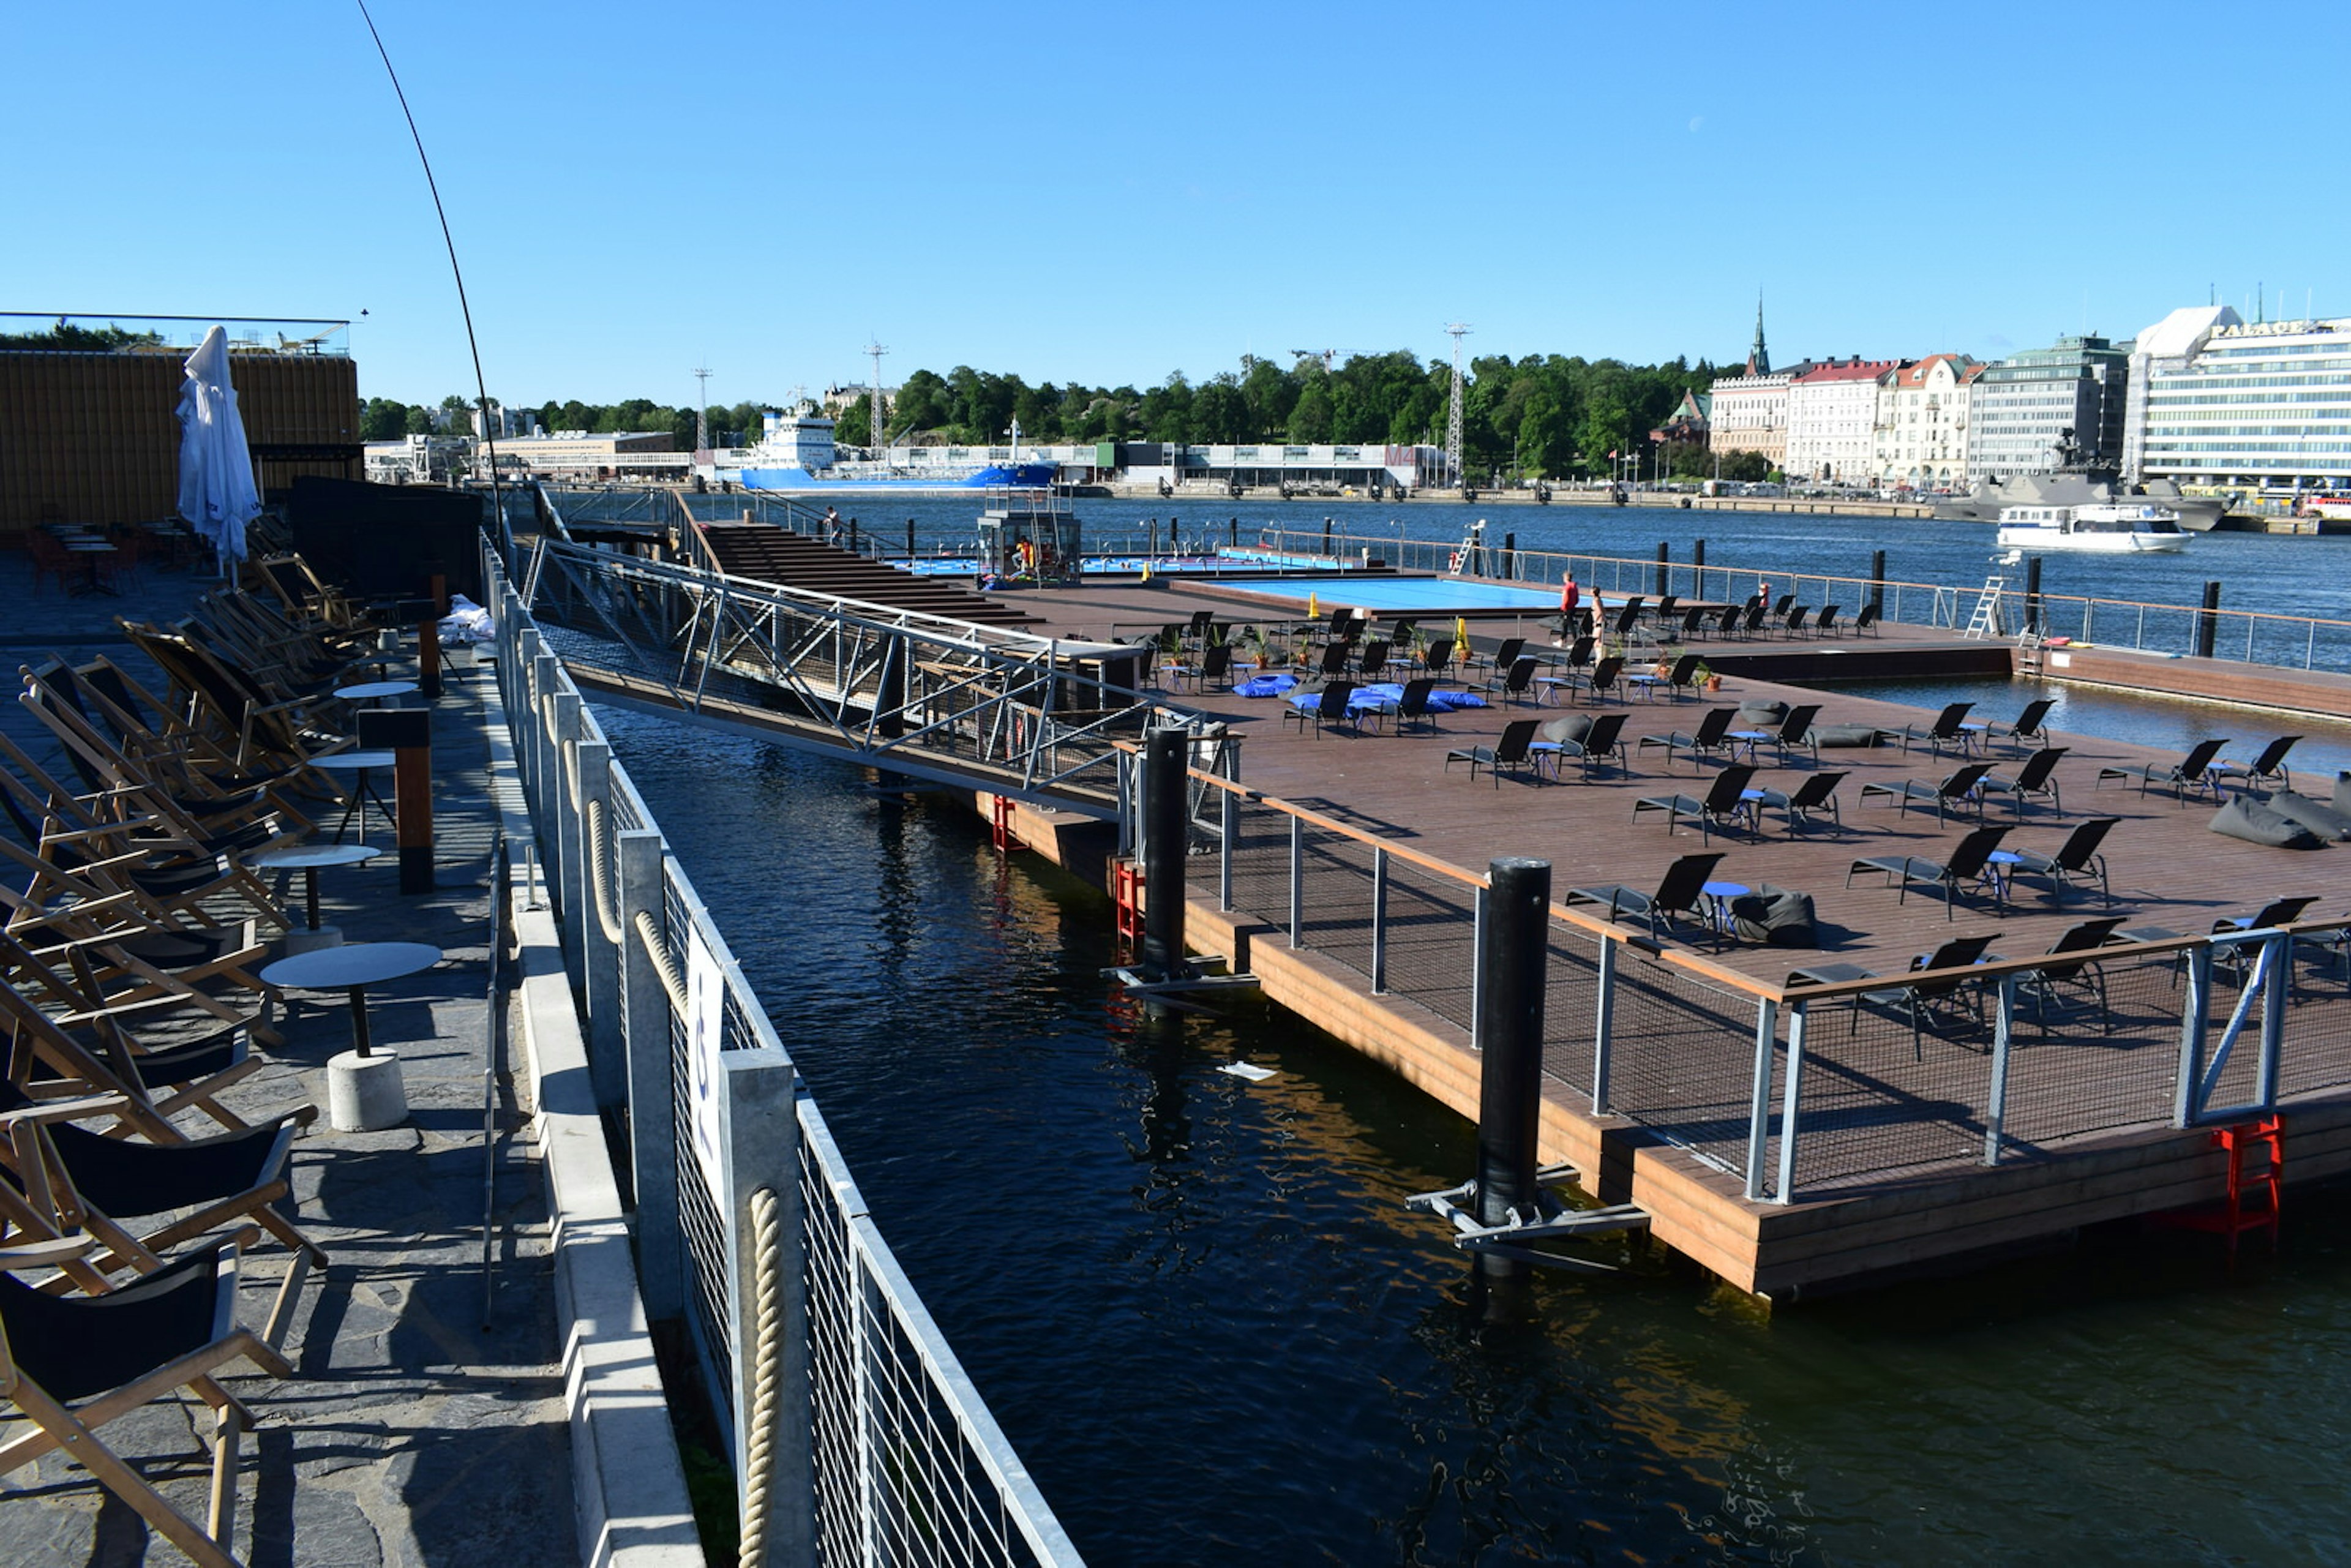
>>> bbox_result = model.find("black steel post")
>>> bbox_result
[2197,581,2222,658]
[1321,516,1333,556]
[1474,857,1551,1271]
[905,519,916,562]
[1149,517,1158,559]
[1502,531,1517,581]
[1869,549,1887,615]
[1229,516,1239,547]
[1693,538,1706,602]
[1140,729,1190,984]
[2023,556,2043,634]
[1654,542,1670,597]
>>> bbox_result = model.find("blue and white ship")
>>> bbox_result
[722,410,1058,493]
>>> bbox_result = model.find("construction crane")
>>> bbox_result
[692,364,712,451]
[1291,348,1341,372]
[1444,323,1471,489]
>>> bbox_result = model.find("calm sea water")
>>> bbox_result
[605,553,2351,1568]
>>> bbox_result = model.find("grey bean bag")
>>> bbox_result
[1731,883,1819,947]
[1812,722,1883,748]
[2260,790,2351,841]
[1736,699,1788,724]
[2334,771,2351,816]
[2211,795,2327,850]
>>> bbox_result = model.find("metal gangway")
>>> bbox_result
[522,538,1229,817]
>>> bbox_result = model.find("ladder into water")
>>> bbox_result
[1963,575,2007,640]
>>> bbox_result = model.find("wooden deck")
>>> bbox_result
[978,575,2351,1297]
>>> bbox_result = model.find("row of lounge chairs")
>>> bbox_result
[0,552,407,1561]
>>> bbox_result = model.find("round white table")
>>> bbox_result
[310,749,401,842]
[250,842,383,932]
[260,940,443,1058]
[333,680,421,706]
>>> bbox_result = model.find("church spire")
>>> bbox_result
[1747,293,1771,377]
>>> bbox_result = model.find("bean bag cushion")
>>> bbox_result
[2260,790,2351,842]
[1541,713,1594,745]
[1812,722,1883,748]
[1736,699,1788,724]
[2333,771,2351,816]
[2210,795,2326,850]
[1731,883,1819,947]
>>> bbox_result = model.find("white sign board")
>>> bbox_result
[684,922,727,1198]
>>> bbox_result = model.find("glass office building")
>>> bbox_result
[2132,316,2351,487]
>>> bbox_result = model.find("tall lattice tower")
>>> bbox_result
[692,364,712,450]
[864,341,888,453]
[1444,323,1471,487]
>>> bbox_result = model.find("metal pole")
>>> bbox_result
[2023,556,2042,635]
[1218,789,1235,912]
[1474,858,1552,1260]
[1744,998,1777,1201]
[2174,947,2213,1126]
[1140,728,1190,983]
[1984,977,2016,1165]
[2257,931,2287,1109]
[1692,538,1705,602]
[1870,549,1887,616]
[616,830,681,1319]
[1288,814,1304,950]
[1591,936,1615,1116]
[1773,1002,1809,1203]
[2196,580,2222,658]
[1370,847,1390,994]
[1654,541,1670,597]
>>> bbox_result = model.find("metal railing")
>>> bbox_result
[1165,765,2351,1204]
[1265,528,2351,672]
[522,538,1204,816]
[488,538,1081,1566]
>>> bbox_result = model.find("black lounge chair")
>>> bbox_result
[1845,823,2012,919]
[1608,598,1646,639]
[1284,680,1360,738]
[1494,655,1542,705]
[1311,641,1354,681]
[1738,601,1770,637]
[1632,763,1758,842]
[2019,916,2128,1037]
[1678,604,1712,642]
[1419,636,1458,681]
[1581,655,1627,704]
[2096,737,2228,803]
[2211,896,2323,996]
[1990,697,2055,752]
[1890,700,1977,757]
[2000,816,2120,904]
[1567,850,1727,946]
[1712,604,1744,638]
[1354,639,1394,680]
[1813,604,1842,637]
[1637,705,1739,771]
[1729,702,1822,767]
[1166,640,1232,693]
[2210,735,2301,795]
[1782,605,1812,637]
[1794,937,2000,1059]
[1749,770,1848,835]
[1475,636,1527,686]
[1533,711,1629,779]
[1852,602,1882,635]
[0,1235,297,1568]
[1377,677,1440,735]
[1444,718,1542,786]
[1981,746,2068,816]
[1858,761,1995,825]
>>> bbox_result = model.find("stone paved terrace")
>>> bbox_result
[0,547,579,1566]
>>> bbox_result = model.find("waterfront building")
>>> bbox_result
[2124,308,2351,489]
[1965,334,2131,479]
[1872,354,1979,489]
[1649,388,1711,463]
[1785,357,1902,483]
[480,429,687,479]
[1706,307,1802,471]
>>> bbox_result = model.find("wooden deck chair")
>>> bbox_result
[2,954,269,1133]
[0,1232,296,1568]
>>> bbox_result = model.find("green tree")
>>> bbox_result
[1239,355,1298,438]
[1194,374,1248,443]
[1139,372,1194,442]
[833,398,871,446]
[1286,381,1333,443]
[359,397,411,441]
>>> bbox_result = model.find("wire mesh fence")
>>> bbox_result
[489,538,1081,1566]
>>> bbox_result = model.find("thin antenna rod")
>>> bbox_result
[354,0,509,555]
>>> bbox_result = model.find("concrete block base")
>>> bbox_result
[284,924,344,955]
[329,1049,409,1131]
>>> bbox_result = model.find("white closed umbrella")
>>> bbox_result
[176,325,262,569]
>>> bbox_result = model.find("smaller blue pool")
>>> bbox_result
[1196,574,1561,612]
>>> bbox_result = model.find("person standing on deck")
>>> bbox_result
[1558,571,1581,642]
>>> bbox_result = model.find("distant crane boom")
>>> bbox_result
[1444,323,1471,488]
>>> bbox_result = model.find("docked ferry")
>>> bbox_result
[723,409,1057,493]
[1995,501,2190,553]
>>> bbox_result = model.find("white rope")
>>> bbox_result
[584,797,625,944]
[737,1185,785,1568]
[632,909,686,1013]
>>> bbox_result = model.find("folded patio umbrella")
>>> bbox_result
[176,325,262,569]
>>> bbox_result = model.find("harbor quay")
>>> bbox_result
[522,503,2351,1304]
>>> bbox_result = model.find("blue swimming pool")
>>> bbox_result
[1195,574,1561,612]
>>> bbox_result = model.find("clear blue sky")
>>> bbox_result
[6,1,2338,413]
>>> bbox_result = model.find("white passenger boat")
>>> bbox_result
[1994,501,2189,554]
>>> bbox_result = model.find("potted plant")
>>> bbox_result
[1694,661,1721,692]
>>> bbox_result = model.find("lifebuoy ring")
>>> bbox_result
[1448,548,1465,572]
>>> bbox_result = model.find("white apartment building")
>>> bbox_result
[1872,354,1978,488]
[1786,358,1901,482]
[1967,336,2130,478]
[1709,368,1798,468]
[2126,309,2351,487]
